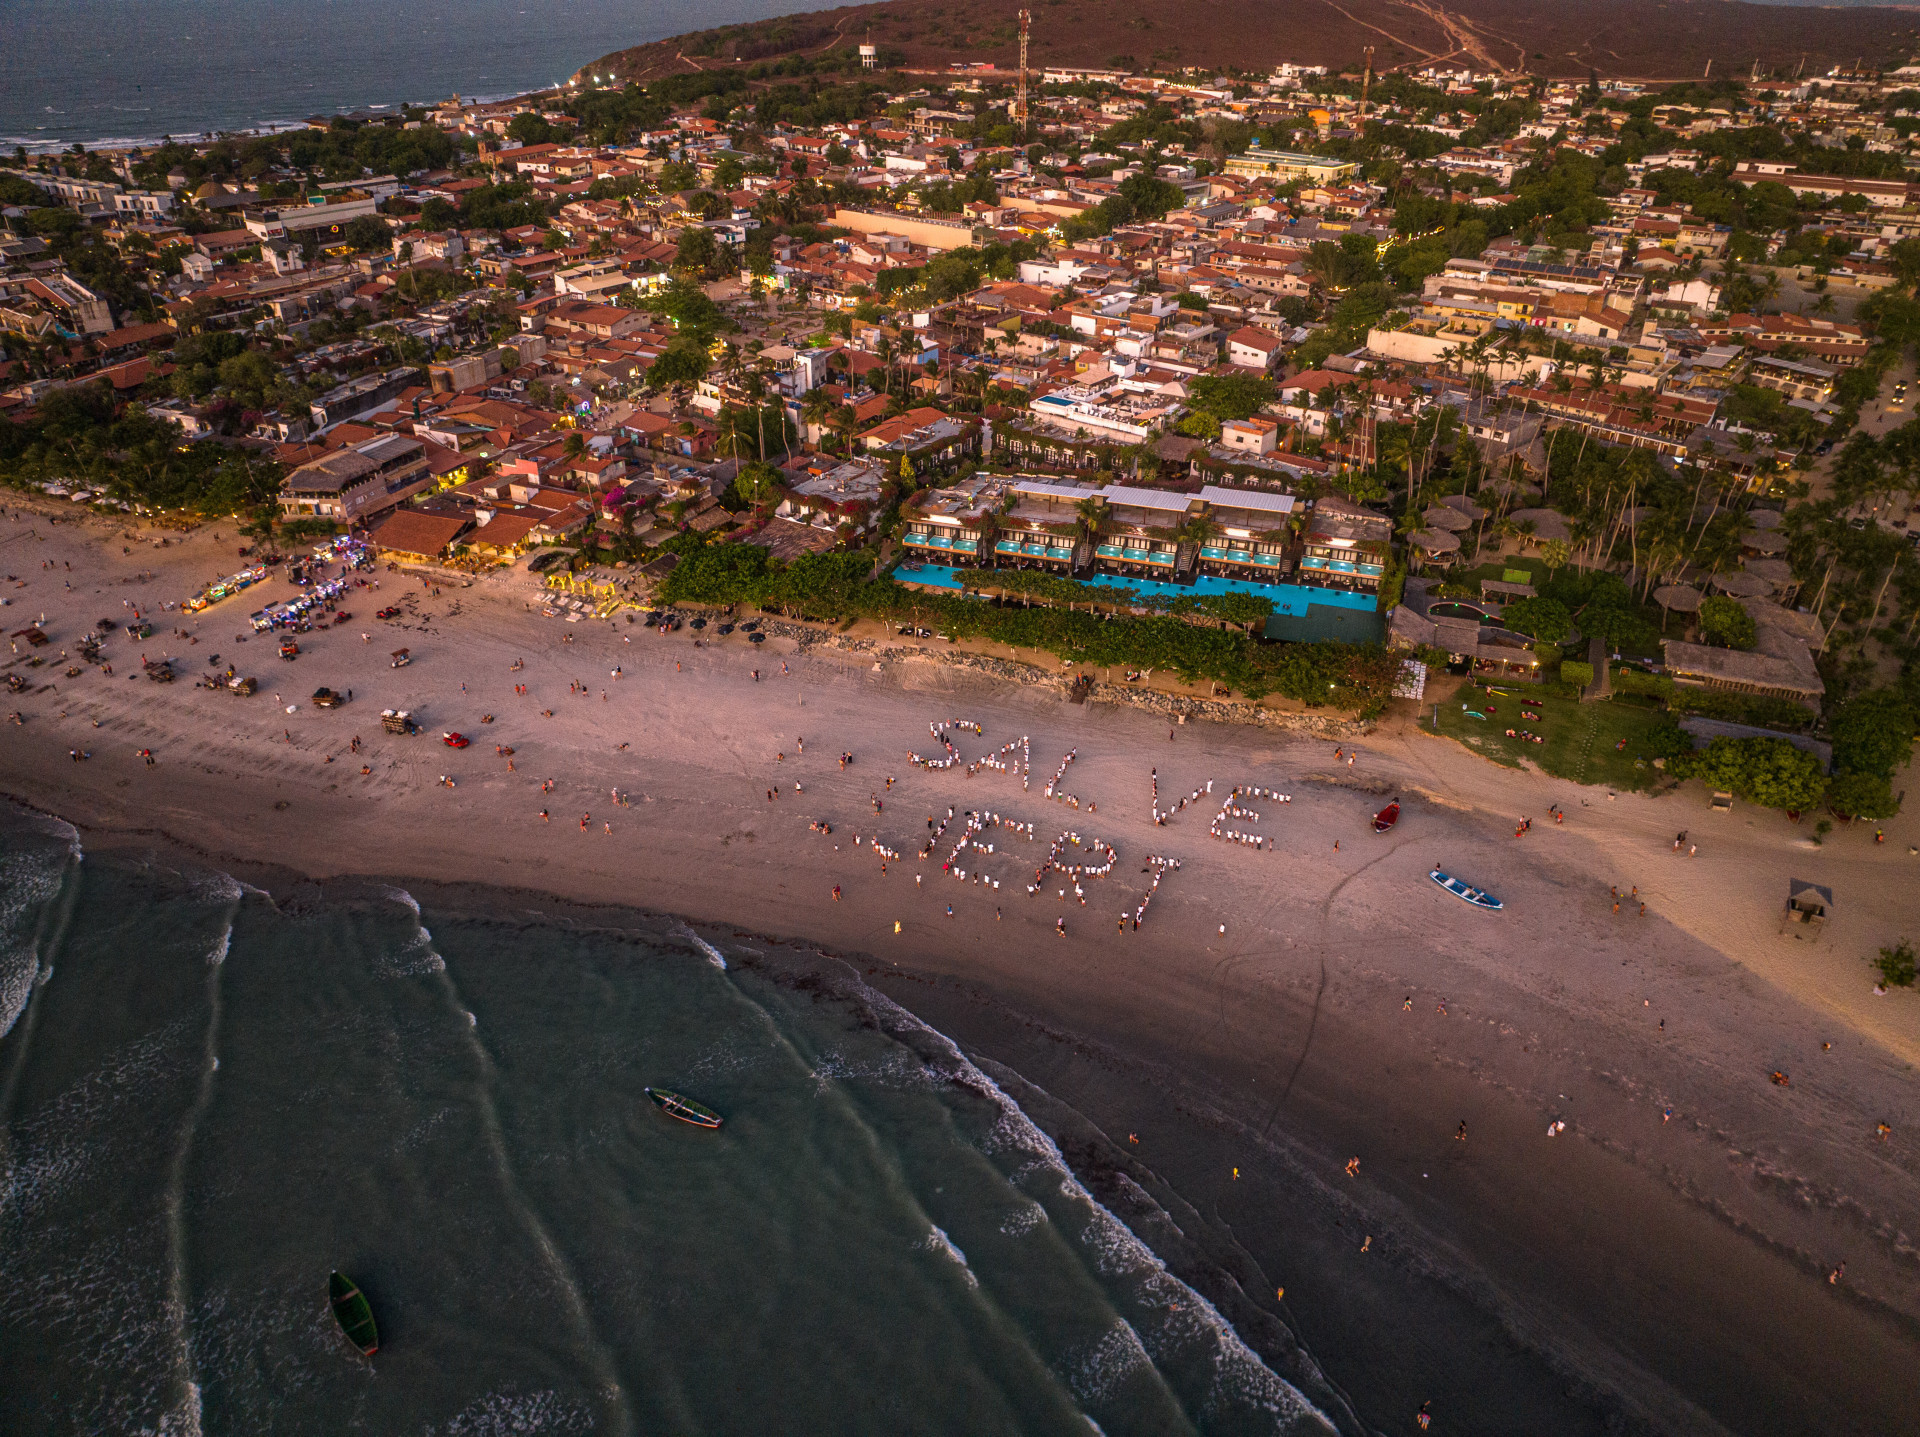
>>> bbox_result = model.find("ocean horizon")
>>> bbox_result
[0,0,821,153]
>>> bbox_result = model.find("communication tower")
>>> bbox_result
[1014,9,1031,134]
[1358,46,1374,129]
[860,28,877,69]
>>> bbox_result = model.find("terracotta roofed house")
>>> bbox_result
[368,509,472,562]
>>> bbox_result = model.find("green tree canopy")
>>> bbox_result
[1185,372,1275,422]
[1499,596,1572,643]
[1676,736,1827,812]
[1697,594,1758,651]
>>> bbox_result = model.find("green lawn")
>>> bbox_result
[1451,559,1539,590]
[1432,685,1677,792]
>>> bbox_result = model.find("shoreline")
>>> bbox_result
[4,507,1920,1433]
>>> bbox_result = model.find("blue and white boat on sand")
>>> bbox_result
[1429,869,1503,911]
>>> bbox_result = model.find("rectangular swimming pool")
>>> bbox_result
[1087,573,1379,614]
[890,563,1380,615]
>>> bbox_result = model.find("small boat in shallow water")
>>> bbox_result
[1429,870,1503,911]
[1373,801,1400,833]
[646,1087,723,1128]
[329,1271,378,1357]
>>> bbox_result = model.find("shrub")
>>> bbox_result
[1560,660,1594,687]
[1874,939,1917,989]
[1667,688,1815,729]
[1610,666,1674,698]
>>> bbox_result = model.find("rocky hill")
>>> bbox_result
[582,0,1920,86]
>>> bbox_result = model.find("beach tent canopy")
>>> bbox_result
[1786,878,1832,920]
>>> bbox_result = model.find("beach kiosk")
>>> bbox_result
[1781,879,1833,938]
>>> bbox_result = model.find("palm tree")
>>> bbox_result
[742,367,769,460]
[1074,496,1105,549]
[830,402,860,457]
[800,386,836,447]
[715,407,755,461]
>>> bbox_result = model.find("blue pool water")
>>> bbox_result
[893,563,967,589]
[1087,574,1377,614]
[889,563,1379,617]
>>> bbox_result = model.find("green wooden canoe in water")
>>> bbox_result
[646,1087,723,1128]
[329,1271,378,1357]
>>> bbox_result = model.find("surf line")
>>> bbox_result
[164,883,241,1435]
[401,895,639,1437]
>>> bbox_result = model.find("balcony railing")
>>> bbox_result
[904,531,979,553]
[995,539,1075,561]
[1199,546,1284,568]
[1298,554,1385,577]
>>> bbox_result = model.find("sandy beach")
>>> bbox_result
[3,502,1918,1435]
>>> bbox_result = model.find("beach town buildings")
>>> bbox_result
[281,435,434,523]
[7,43,1906,693]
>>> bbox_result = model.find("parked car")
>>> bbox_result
[442,731,469,749]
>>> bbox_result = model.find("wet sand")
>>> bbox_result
[3,504,1918,1434]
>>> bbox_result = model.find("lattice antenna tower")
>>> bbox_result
[1015,9,1031,135]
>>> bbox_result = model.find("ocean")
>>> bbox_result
[0,0,821,153]
[0,810,1335,1435]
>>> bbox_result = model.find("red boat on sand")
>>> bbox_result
[1373,801,1400,833]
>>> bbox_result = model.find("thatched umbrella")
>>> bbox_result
[1712,570,1771,598]
[1745,557,1794,588]
[1653,583,1704,614]
[1423,504,1471,532]
[1480,478,1541,502]
[1741,529,1788,555]
[1653,582,1701,632]
[1440,493,1486,521]
[1412,528,1462,559]
[1509,507,1572,542]
[1746,508,1785,531]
